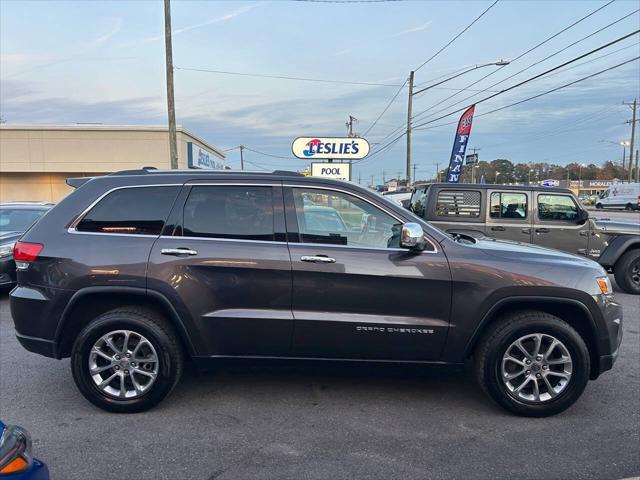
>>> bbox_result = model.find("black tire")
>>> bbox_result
[595,203,603,209]
[614,249,640,295]
[71,307,184,413]
[625,203,633,211]
[475,311,590,417]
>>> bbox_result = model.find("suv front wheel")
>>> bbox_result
[71,307,184,413]
[475,311,590,417]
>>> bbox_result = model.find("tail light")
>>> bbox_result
[12,241,43,269]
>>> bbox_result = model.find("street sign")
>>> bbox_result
[292,137,369,160]
[465,153,478,165]
[310,162,351,181]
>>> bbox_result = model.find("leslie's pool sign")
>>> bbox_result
[292,137,370,160]
[311,162,351,181]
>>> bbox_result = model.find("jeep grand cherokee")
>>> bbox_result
[10,169,623,416]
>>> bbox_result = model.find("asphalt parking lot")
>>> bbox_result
[0,281,638,480]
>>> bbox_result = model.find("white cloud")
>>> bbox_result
[390,21,432,38]
[144,4,258,43]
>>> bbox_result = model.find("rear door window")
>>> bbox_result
[489,192,528,219]
[182,185,275,241]
[76,186,180,235]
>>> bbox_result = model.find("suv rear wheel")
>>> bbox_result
[614,249,640,294]
[71,307,184,413]
[475,311,590,417]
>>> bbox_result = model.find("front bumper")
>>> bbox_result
[592,294,623,377]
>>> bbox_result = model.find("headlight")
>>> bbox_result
[0,424,33,475]
[596,276,613,296]
[0,242,15,258]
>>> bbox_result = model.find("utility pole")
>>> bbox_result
[468,147,480,183]
[405,71,415,186]
[346,115,358,137]
[435,162,439,182]
[413,163,418,184]
[370,175,374,187]
[239,145,245,170]
[358,171,362,185]
[624,99,637,182]
[382,170,386,183]
[164,0,178,169]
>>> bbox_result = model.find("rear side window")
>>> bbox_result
[435,190,481,218]
[76,186,179,235]
[183,186,274,241]
[490,192,528,219]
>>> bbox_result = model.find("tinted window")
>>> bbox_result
[490,192,527,219]
[0,208,47,232]
[435,190,481,218]
[410,187,428,217]
[292,188,401,248]
[538,194,578,221]
[183,186,274,240]
[77,186,179,235]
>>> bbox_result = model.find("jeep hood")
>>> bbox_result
[472,237,597,268]
[594,219,640,235]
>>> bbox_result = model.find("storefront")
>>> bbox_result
[0,124,225,201]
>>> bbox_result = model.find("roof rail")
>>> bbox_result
[107,168,303,176]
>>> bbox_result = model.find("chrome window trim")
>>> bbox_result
[158,235,287,245]
[283,183,438,254]
[67,183,182,235]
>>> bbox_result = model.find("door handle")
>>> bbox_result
[490,226,506,231]
[521,228,531,234]
[301,255,336,264]
[535,228,550,234]
[161,248,198,256]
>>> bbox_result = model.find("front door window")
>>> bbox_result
[292,188,402,248]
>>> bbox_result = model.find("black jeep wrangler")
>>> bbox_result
[410,183,640,294]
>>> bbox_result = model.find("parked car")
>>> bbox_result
[595,183,640,210]
[0,202,53,288]
[410,183,640,294]
[0,420,49,479]
[382,191,412,208]
[10,169,622,416]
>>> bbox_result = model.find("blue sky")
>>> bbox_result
[1,0,639,182]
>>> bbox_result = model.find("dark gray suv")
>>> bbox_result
[10,169,623,416]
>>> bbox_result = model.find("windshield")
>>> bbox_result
[0,208,47,232]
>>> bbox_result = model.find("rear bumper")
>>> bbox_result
[15,332,58,358]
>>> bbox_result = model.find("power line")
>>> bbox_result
[242,146,298,160]
[176,66,405,88]
[412,30,640,130]
[414,56,640,132]
[414,0,500,72]
[411,0,617,123]
[367,1,617,155]
[412,7,639,124]
[363,79,408,136]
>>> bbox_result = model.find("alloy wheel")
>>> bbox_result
[88,330,159,399]
[501,333,573,403]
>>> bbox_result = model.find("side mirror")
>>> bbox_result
[400,222,426,250]
[577,209,589,225]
